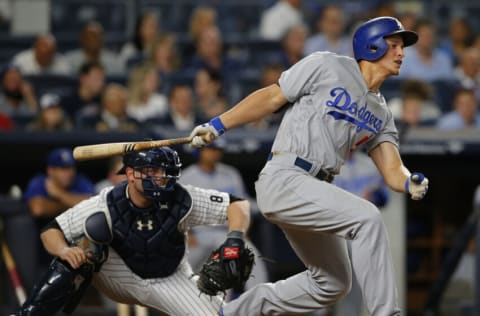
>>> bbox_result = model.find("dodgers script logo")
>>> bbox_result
[325,87,382,133]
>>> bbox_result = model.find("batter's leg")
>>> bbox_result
[223,227,351,315]
[246,169,400,316]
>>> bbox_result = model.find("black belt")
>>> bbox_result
[267,153,334,183]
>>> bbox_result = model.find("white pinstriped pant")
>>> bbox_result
[92,248,222,316]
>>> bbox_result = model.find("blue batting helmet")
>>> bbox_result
[353,16,418,62]
[118,147,182,199]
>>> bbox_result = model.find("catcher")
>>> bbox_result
[12,147,254,316]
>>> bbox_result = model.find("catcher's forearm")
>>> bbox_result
[41,228,69,257]
[226,200,250,234]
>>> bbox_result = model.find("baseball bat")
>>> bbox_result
[117,303,130,316]
[0,219,27,305]
[73,132,215,161]
[117,303,148,316]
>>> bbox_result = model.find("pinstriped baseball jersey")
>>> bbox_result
[275,51,399,174]
[56,184,230,241]
[55,183,229,315]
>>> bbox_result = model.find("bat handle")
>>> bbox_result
[197,132,216,143]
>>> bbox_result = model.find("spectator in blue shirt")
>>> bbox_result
[23,147,95,222]
[398,19,454,81]
[436,88,480,130]
[23,147,95,271]
[187,25,243,82]
[303,5,351,57]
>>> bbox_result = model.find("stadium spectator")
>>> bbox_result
[61,62,105,120]
[146,33,180,93]
[23,148,95,271]
[189,6,217,42]
[12,33,71,75]
[453,47,480,99]
[439,17,474,65]
[304,5,351,56]
[436,88,480,129]
[65,21,124,76]
[398,19,454,81]
[119,12,160,68]
[126,64,168,122]
[194,67,228,119]
[276,24,307,69]
[27,93,72,131]
[0,64,37,116]
[260,63,284,88]
[187,25,242,81]
[94,155,126,193]
[473,33,480,51]
[259,0,304,40]
[398,11,419,32]
[0,113,14,130]
[154,84,203,131]
[388,79,441,124]
[94,83,138,132]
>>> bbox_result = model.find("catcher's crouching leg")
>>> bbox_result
[13,258,95,316]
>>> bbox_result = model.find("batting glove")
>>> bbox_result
[190,117,226,147]
[405,172,429,200]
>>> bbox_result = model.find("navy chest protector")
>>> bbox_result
[107,182,192,278]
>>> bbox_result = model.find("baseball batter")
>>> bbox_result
[190,17,429,316]
[12,147,250,316]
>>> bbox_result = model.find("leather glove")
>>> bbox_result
[196,231,254,296]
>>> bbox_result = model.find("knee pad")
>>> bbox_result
[15,258,93,316]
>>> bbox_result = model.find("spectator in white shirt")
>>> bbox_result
[126,65,168,122]
[259,0,304,40]
[119,12,160,68]
[65,21,124,76]
[12,34,71,75]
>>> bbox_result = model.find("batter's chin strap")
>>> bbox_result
[14,257,97,316]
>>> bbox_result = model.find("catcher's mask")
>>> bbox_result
[118,147,181,200]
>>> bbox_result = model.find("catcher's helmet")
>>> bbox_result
[119,147,182,199]
[353,16,418,61]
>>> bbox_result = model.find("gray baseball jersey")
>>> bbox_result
[56,184,229,316]
[273,51,398,174]
[222,52,401,316]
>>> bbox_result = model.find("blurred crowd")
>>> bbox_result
[0,0,479,135]
[1,1,479,314]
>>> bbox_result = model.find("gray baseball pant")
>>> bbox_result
[222,163,400,316]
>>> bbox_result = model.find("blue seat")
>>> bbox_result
[381,78,403,101]
[50,0,128,35]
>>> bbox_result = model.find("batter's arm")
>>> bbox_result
[220,84,288,129]
[369,141,410,193]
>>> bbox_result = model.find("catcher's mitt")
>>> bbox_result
[197,236,254,296]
